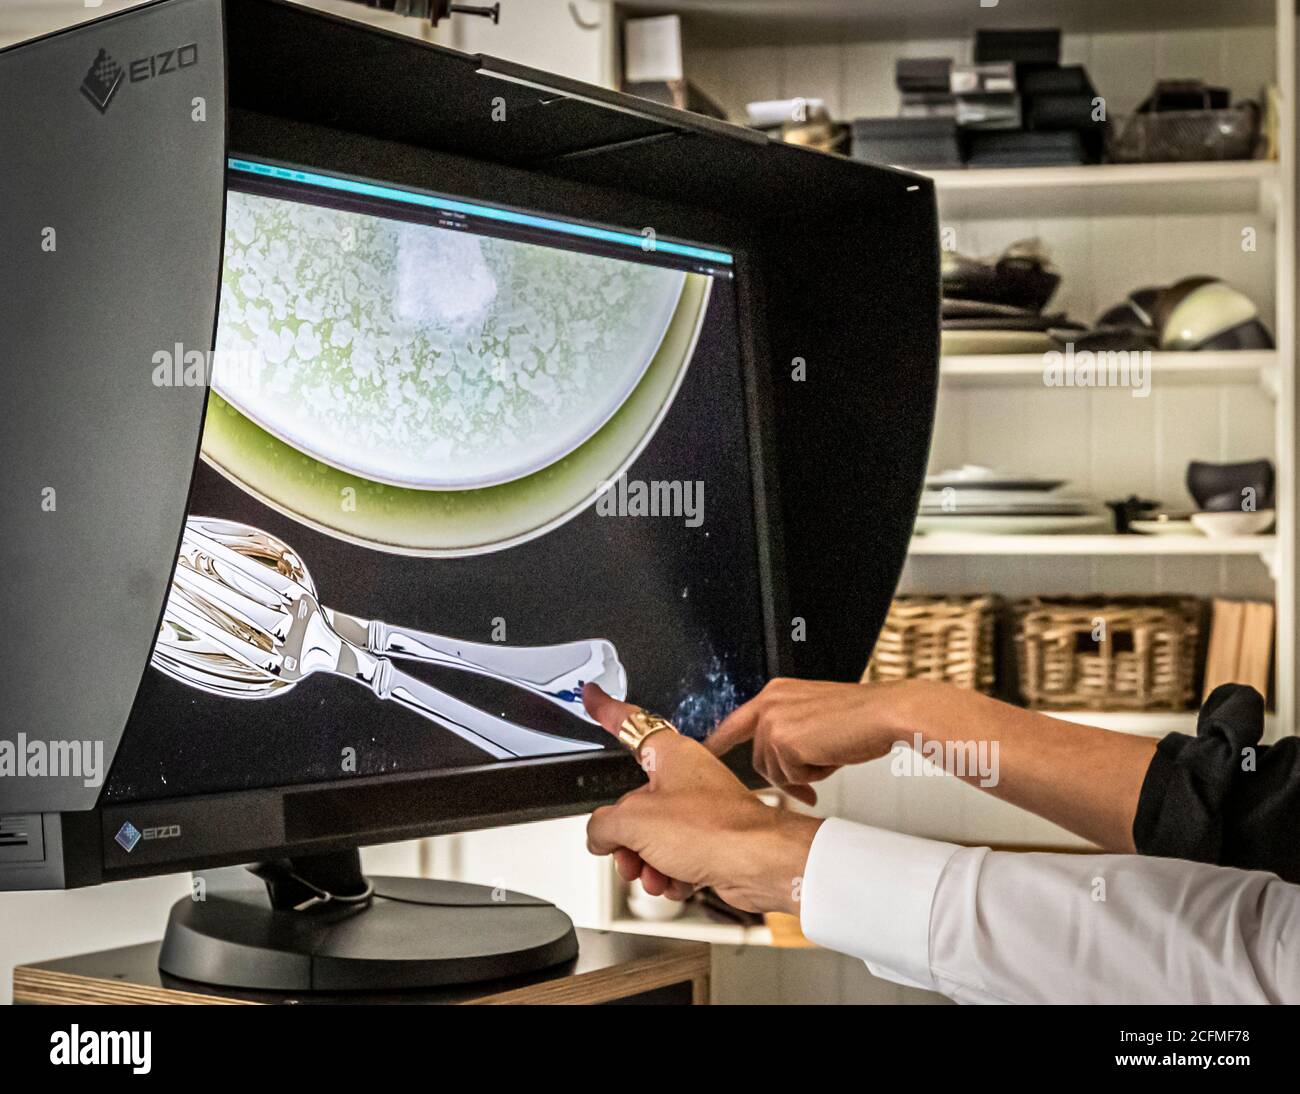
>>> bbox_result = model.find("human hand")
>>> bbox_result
[706,677,929,801]
[583,683,822,915]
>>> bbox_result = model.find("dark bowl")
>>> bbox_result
[1186,459,1275,512]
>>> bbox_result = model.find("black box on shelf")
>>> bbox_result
[851,116,964,168]
[965,128,1086,167]
[975,28,1061,67]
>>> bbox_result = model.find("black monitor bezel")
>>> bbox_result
[89,128,785,885]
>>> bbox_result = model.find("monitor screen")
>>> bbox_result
[103,159,768,804]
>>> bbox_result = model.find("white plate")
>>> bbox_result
[214,190,686,490]
[915,514,1111,535]
[1129,519,1200,536]
[926,465,1066,492]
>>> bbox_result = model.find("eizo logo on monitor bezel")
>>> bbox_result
[114,821,182,852]
[78,42,200,115]
[80,47,124,114]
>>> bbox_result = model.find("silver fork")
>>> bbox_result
[166,526,603,760]
[182,516,626,724]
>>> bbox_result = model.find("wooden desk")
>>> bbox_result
[14,929,710,1005]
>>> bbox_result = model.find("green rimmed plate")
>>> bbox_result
[200,273,712,556]
[216,190,692,491]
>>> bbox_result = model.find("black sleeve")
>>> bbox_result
[1133,683,1300,883]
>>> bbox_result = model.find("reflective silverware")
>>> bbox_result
[152,521,603,760]
[179,517,626,723]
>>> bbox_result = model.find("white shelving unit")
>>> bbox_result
[924,159,1279,219]
[1047,708,1276,737]
[607,910,773,946]
[910,533,1277,558]
[652,1,1297,804]
[941,350,1278,391]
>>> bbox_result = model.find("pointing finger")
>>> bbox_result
[583,682,639,737]
[706,695,762,757]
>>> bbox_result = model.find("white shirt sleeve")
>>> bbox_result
[798,817,1300,1004]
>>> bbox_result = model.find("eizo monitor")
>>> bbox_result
[0,0,939,991]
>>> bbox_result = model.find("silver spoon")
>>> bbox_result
[152,522,603,760]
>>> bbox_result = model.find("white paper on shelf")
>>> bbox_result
[624,14,683,84]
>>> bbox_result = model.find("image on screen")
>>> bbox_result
[104,160,767,803]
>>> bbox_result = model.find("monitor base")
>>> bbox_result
[158,859,578,992]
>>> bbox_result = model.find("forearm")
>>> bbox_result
[891,680,1156,851]
[928,842,1299,1003]
[801,818,1300,1004]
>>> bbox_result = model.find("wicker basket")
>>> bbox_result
[862,596,996,692]
[1013,597,1201,711]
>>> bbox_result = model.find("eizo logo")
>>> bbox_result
[79,42,199,114]
[79,48,123,113]
[114,821,181,852]
[114,822,140,852]
[127,43,199,83]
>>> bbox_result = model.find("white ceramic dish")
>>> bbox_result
[214,190,686,490]
[1190,509,1276,538]
[626,879,687,922]
[1130,519,1200,536]
[925,465,1066,492]
[915,514,1110,535]
[201,274,713,557]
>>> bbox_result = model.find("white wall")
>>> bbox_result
[0,0,466,48]
[450,0,615,86]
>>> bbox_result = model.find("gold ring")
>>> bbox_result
[617,708,679,760]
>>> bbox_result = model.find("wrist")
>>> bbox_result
[865,678,941,744]
[739,808,823,917]
[889,678,968,736]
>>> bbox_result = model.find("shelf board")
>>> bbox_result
[923,160,1277,220]
[1045,709,1276,738]
[646,1,1274,48]
[608,911,772,947]
[1045,710,1196,737]
[910,534,1277,560]
[940,350,1277,392]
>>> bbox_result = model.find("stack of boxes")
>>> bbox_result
[852,29,1106,170]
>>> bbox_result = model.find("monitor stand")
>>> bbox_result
[157,850,578,992]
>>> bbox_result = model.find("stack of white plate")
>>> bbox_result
[917,465,1109,535]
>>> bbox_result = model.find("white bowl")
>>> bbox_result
[1130,518,1199,537]
[1190,510,1275,538]
[626,879,687,922]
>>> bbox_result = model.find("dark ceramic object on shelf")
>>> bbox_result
[1106,495,1160,534]
[1186,459,1274,512]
